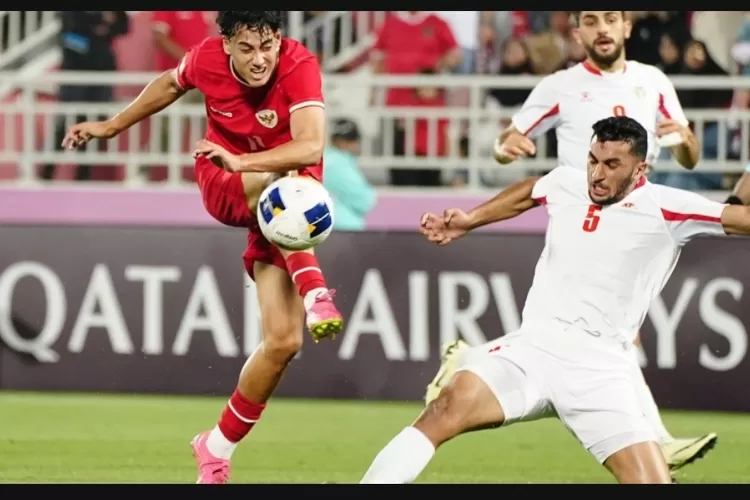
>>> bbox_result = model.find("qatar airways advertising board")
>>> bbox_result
[0,227,748,412]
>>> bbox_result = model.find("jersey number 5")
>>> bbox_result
[612,105,627,117]
[582,205,601,233]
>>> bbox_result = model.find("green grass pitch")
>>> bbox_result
[0,391,748,483]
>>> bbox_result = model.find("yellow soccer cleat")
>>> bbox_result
[662,433,718,471]
[425,339,470,405]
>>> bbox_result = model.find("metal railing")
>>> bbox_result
[302,11,388,72]
[0,11,59,69]
[1,71,750,188]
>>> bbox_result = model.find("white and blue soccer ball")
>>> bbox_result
[257,176,335,251]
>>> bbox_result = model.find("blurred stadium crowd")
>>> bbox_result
[2,11,750,219]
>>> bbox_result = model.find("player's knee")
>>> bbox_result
[243,172,279,211]
[261,318,303,365]
[415,378,475,446]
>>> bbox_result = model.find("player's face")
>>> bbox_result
[223,26,281,87]
[587,140,646,205]
[573,11,631,68]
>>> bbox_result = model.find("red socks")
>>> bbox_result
[217,389,266,443]
[285,252,327,298]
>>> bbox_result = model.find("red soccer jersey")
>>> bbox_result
[372,12,458,106]
[152,11,213,72]
[175,37,325,179]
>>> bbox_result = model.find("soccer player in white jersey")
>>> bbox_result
[424,10,716,473]
[361,116,743,484]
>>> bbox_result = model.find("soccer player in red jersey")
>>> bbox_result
[61,11,342,483]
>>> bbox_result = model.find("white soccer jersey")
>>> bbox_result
[521,166,726,348]
[511,60,688,167]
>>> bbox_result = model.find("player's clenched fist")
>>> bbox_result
[420,208,471,246]
[61,120,119,149]
[493,131,536,164]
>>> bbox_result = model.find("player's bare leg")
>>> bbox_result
[241,171,343,341]
[632,331,718,471]
[360,371,505,483]
[603,441,672,484]
[192,262,305,484]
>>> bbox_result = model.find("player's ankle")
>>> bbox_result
[216,389,266,446]
[206,425,238,460]
[303,287,328,309]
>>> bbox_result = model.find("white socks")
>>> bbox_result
[205,425,238,460]
[303,287,327,310]
[360,427,436,484]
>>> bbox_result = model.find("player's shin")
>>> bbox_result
[360,427,436,484]
[282,248,328,307]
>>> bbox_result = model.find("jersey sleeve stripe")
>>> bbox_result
[522,104,560,136]
[661,208,721,223]
[289,101,325,113]
[171,69,186,90]
[657,93,672,119]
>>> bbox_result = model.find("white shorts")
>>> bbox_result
[456,329,656,463]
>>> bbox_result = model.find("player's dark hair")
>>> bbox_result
[568,11,627,27]
[591,116,648,160]
[217,11,283,38]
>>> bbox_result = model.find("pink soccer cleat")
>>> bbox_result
[190,431,230,484]
[306,289,344,342]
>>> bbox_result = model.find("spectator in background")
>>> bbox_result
[40,11,129,181]
[523,11,578,75]
[144,11,213,181]
[488,38,534,108]
[627,12,691,67]
[436,11,479,74]
[371,12,459,187]
[679,40,734,157]
[391,68,452,187]
[691,11,747,73]
[152,11,213,73]
[371,11,461,97]
[657,33,683,74]
[323,119,376,231]
[653,39,733,191]
[730,15,750,161]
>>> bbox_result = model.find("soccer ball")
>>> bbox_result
[257,176,335,251]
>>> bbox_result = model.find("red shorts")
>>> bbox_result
[194,156,323,281]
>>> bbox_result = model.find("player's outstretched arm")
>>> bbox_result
[465,176,541,229]
[726,168,750,205]
[420,176,540,246]
[107,70,187,135]
[236,106,325,173]
[61,70,186,149]
[720,205,750,235]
